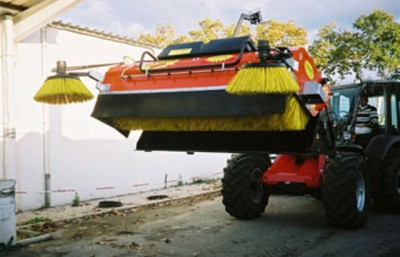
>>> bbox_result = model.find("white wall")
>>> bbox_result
[10,27,229,211]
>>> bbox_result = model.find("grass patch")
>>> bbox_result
[191,178,219,184]
[23,216,51,226]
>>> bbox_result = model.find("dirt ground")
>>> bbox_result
[2,191,400,257]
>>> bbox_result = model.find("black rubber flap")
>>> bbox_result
[136,118,317,153]
[91,89,286,119]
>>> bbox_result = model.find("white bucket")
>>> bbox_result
[0,179,16,246]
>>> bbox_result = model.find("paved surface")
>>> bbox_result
[2,188,400,257]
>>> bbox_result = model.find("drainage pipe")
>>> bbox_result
[40,27,51,208]
[1,14,17,180]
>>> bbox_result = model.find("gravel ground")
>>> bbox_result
[3,192,400,257]
[16,182,221,226]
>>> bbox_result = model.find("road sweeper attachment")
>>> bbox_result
[90,36,327,153]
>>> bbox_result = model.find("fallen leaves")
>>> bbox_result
[95,238,141,250]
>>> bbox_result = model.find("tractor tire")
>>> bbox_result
[222,153,271,220]
[322,153,369,229]
[372,148,400,213]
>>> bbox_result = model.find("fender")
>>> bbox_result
[337,144,364,156]
[365,135,400,161]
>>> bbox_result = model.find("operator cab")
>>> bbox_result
[329,80,400,148]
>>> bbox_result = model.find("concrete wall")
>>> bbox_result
[3,27,228,211]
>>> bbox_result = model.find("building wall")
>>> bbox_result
[8,27,229,211]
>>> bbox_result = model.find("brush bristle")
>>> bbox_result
[112,96,307,131]
[226,66,299,95]
[34,76,93,104]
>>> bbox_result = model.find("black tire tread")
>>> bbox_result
[222,153,270,220]
[322,153,369,229]
[373,148,400,213]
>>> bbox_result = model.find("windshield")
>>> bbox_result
[329,86,362,119]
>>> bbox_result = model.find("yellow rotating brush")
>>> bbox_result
[226,40,307,130]
[34,61,93,105]
[112,95,308,132]
[227,40,299,95]
[226,62,299,95]
[34,75,93,104]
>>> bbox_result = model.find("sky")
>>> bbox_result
[59,0,400,44]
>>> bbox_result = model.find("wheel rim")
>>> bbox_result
[355,172,366,212]
[250,168,264,204]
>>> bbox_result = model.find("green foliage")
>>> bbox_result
[23,216,51,225]
[172,35,193,44]
[0,236,19,254]
[72,192,80,207]
[190,18,224,42]
[223,23,251,38]
[390,71,400,80]
[137,17,306,47]
[137,23,175,48]
[353,10,400,77]
[186,17,250,42]
[309,23,364,80]
[177,174,184,187]
[135,10,399,83]
[191,178,219,184]
[310,10,400,81]
[308,23,336,76]
[255,20,307,47]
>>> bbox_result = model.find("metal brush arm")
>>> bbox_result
[68,72,89,76]
[233,14,246,38]
[68,70,105,83]
[233,9,262,37]
[51,60,123,73]
[50,60,123,82]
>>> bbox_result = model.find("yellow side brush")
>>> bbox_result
[34,75,93,104]
[112,95,307,131]
[33,60,104,105]
[226,40,299,95]
[226,63,299,94]
[224,40,308,131]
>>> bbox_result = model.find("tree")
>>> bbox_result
[354,10,400,78]
[137,24,175,48]
[255,20,307,47]
[223,23,251,38]
[172,35,193,44]
[137,18,307,48]
[188,18,225,42]
[309,23,364,80]
[310,10,400,81]
[186,18,250,41]
[308,23,336,76]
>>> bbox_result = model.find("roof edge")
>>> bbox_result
[48,20,161,49]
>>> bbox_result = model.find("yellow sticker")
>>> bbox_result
[207,55,234,63]
[304,60,314,80]
[142,60,178,70]
[168,48,192,56]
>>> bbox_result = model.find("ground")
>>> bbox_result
[2,184,400,257]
